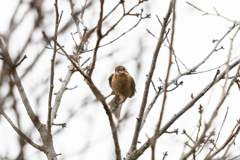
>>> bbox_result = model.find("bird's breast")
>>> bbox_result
[111,72,132,99]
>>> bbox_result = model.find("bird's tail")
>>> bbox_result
[108,96,123,119]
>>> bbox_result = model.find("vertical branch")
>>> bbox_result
[47,0,61,131]
[151,0,176,160]
[51,66,74,125]
[88,0,104,77]
[69,0,83,40]
[127,1,173,156]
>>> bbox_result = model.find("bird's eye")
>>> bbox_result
[123,67,125,70]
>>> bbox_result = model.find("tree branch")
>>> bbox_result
[151,1,176,159]
[186,2,240,25]
[88,0,104,77]
[55,40,121,160]
[131,57,240,160]
[139,22,236,133]
[181,64,240,160]
[190,23,236,73]
[0,39,43,131]
[126,1,173,157]
[47,0,62,131]
[0,108,44,151]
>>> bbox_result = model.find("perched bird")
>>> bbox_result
[108,66,136,119]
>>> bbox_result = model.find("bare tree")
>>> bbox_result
[1,0,240,160]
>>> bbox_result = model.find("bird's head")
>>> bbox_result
[115,66,128,73]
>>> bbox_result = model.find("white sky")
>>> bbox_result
[1,0,240,160]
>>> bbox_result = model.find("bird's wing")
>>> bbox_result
[108,74,114,88]
[130,76,136,98]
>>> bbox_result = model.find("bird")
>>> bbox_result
[108,66,136,119]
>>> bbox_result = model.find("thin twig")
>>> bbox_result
[183,64,240,160]
[47,0,63,130]
[190,23,236,73]
[182,129,195,144]
[140,87,162,130]
[54,41,89,80]
[66,85,77,90]
[206,124,240,160]
[15,55,27,67]
[69,0,83,40]
[150,80,157,93]
[186,2,240,25]
[146,29,158,40]
[195,131,215,157]
[195,105,203,142]
[215,107,229,145]
[51,65,75,125]
[162,151,168,160]
[193,54,240,74]
[138,26,235,139]
[83,10,146,53]
[88,0,104,77]
[131,57,240,160]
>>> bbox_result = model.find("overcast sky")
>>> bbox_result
[1,0,240,160]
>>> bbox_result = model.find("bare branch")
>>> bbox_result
[182,64,240,160]
[51,65,75,125]
[0,108,44,151]
[83,9,146,53]
[15,55,27,67]
[47,0,62,131]
[52,123,67,128]
[88,0,104,77]
[137,24,236,140]
[186,2,240,25]
[190,23,236,73]
[206,122,240,160]
[126,1,173,158]
[55,40,122,160]
[69,0,83,40]
[151,1,176,159]
[0,39,43,130]
[215,107,229,145]
[131,57,240,160]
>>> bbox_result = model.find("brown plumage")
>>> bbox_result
[108,66,136,119]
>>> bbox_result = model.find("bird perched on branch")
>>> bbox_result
[108,66,136,119]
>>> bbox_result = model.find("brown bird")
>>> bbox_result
[108,66,136,119]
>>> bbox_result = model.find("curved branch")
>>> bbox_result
[0,108,44,151]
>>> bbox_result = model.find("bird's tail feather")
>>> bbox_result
[108,96,123,119]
